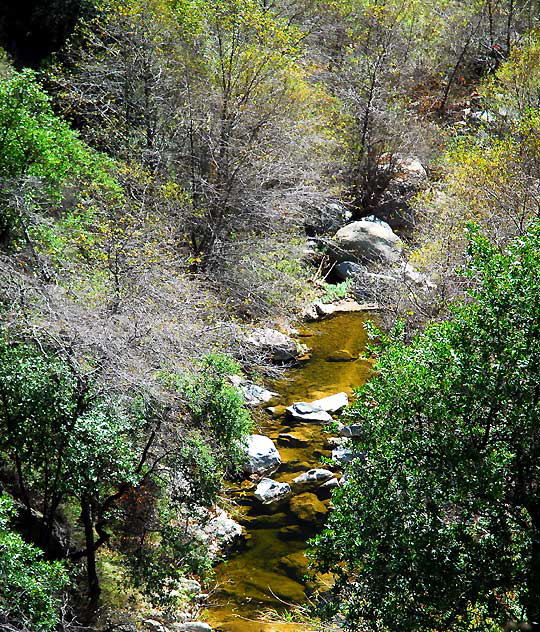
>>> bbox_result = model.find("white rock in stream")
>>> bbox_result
[286,402,333,423]
[229,375,278,406]
[310,392,348,413]
[246,327,304,363]
[202,507,243,558]
[254,478,292,505]
[320,477,341,491]
[243,434,281,476]
[176,624,213,632]
[292,468,334,492]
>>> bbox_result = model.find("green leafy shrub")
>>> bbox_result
[0,69,115,188]
[0,494,68,632]
[311,223,540,630]
[321,278,353,304]
[0,69,119,248]
[172,353,253,477]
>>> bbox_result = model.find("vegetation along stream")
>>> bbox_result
[206,311,373,632]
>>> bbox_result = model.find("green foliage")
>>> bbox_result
[127,500,213,610]
[310,223,540,630]
[0,69,120,250]
[0,495,68,632]
[0,69,116,189]
[321,278,353,304]
[483,30,540,116]
[172,353,253,477]
[0,47,13,79]
[0,337,139,509]
[123,353,254,609]
[175,0,302,65]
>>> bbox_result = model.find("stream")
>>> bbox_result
[205,311,373,632]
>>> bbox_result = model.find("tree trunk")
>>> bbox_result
[80,497,101,609]
[526,507,540,629]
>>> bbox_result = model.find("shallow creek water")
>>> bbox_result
[205,312,373,632]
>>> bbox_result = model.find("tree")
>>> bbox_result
[0,494,69,632]
[409,41,540,328]
[310,223,540,630]
[306,0,469,217]
[104,353,255,609]
[53,0,332,316]
[0,336,144,605]
[172,352,253,474]
[0,68,118,254]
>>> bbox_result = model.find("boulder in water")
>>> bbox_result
[286,402,333,423]
[292,468,334,492]
[254,478,292,506]
[289,492,328,524]
[309,392,348,413]
[316,477,341,500]
[243,434,281,476]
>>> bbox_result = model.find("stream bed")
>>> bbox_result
[205,311,373,632]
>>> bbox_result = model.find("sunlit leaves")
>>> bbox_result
[0,495,69,632]
[311,224,540,630]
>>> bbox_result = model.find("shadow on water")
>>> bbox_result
[206,312,373,632]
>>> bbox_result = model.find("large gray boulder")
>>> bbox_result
[310,392,348,413]
[292,468,334,492]
[286,402,332,423]
[243,434,281,476]
[246,328,306,363]
[254,478,292,506]
[286,393,347,423]
[331,220,402,266]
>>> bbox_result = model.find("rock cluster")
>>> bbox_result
[286,391,349,423]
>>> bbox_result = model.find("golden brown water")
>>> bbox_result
[205,312,372,632]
